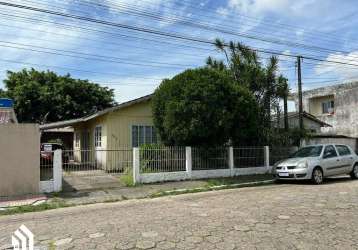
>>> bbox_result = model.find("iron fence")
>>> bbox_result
[192,147,229,170]
[233,147,265,168]
[139,146,186,173]
[63,149,132,176]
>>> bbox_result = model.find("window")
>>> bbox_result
[323,145,337,158]
[75,132,80,148]
[132,125,158,147]
[290,146,323,158]
[336,145,351,156]
[322,100,334,114]
[94,126,102,148]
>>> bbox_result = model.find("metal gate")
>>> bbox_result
[62,149,133,191]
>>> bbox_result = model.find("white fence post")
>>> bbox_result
[53,149,63,192]
[133,147,140,184]
[185,147,192,179]
[229,147,234,176]
[264,146,270,172]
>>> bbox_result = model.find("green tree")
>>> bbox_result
[1,68,115,123]
[0,88,7,98]
[152,68,260,146]
[207,39,290,144]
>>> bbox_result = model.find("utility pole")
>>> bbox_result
[283,87,289,132]
[297,56,304,131]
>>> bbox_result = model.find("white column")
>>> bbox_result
[53,149,63,192]
[185,147,192,179]
[229,147,234,176]
[264,146,270,172]
[133,147,140,184]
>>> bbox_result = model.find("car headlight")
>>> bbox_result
[297,161,308,169]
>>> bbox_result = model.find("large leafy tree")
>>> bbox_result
[0,68,115,123]
[152,68,260,146]
[207,39,290,142]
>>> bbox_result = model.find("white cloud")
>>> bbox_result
[220,0,323,18]
[0,0,101,91]
[104,0,164,11]
[315,52,358,79]
[227,0,290,15]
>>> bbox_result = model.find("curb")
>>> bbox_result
[150,179,275,197]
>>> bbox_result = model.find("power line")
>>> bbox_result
[89,0,357,49]
[59,0,358,60]
[2,1,358,69]
[0,58,166,81]
[0,11,215,53]
[0,42,199,69]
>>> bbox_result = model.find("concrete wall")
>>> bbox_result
[294,82,358,138]
[0,124,40,197]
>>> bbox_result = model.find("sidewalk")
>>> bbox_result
[53,174,274,205]
[1,174,273,214]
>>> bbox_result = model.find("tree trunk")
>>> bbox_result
[283,94,289,131]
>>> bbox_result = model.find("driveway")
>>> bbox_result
[1,177,358,249]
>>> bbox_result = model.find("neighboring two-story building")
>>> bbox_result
[292,82,358,138]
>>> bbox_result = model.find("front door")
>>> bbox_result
[322,145,340,176]
[81,131,90,163]
[94,126,103,168]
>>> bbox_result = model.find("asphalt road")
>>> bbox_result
[1,177,358,249]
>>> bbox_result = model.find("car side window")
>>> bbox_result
[323,145,338,159]
[335,145,351,156]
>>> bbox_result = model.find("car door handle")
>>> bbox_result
[336,159,340,162]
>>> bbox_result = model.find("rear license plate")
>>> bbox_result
[279,172,289,177]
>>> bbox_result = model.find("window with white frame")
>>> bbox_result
[132,125,157,147]
[94,126,102,148]
[75,132,80,148]
[322,100,334,114]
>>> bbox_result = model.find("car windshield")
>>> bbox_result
[290,146,323,158]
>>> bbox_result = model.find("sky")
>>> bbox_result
[0,0,358,110]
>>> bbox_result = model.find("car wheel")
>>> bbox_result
[312,167,324,185]
[350,164,358,179]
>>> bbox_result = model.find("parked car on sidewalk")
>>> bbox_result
[272,144,358,184]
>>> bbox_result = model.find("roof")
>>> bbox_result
[40,94,153,130]
[42,127,74,133]
[273,111,332,127]
[289,81,358,99]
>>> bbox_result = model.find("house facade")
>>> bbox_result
[40,94,158,171]
[292,82,358,138]
[273,111,331,133]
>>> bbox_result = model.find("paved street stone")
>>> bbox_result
[89,233,105,238]
[141,231,159,238]
[55,237,73,246]
[1,178,358,249]
[277,214,290,220]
